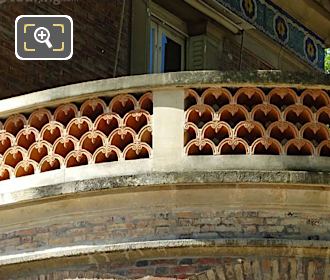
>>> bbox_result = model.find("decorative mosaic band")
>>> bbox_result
[216,0,325,71]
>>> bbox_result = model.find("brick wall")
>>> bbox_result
[0,0,131,99]
[3,255,328,279]
[0,209,329,256]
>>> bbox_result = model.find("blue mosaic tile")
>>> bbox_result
[255,1,265,28]
[265,8,275,37]
[215,0,325,71]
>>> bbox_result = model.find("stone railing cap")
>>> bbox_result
[0,70,329,118]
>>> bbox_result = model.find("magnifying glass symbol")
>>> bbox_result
[34,27,53,49]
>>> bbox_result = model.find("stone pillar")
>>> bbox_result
[152,89,185,171]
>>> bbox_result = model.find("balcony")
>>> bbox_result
[0,71,329,279]
[0,71,328,196]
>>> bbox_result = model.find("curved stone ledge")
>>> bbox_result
[0,71,329,118]
[1,181,330,254]
[1,238,329,266]
[1,158,330,206]
[2,239,330,279]
[0,182,330,278]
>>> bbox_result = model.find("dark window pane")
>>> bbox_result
[164,37,182,72]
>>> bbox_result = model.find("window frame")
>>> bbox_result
[149,2,188,73]
[150,17,186,73]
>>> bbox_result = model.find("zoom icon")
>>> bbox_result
[15,15,73,60]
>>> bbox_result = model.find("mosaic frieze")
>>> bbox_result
[216,0,325,70]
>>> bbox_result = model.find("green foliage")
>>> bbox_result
[325,49,330,73]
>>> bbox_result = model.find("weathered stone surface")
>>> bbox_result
[0,71,329,118]
[2,168,330,206]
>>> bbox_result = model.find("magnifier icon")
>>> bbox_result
[34,27,53,49]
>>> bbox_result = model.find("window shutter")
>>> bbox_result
[187,34,220,70]
[187,35,206,70]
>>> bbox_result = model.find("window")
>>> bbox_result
[149,6,186,73]
[132,0,222,75]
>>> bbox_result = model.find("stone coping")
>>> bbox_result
[1,238,330,266]
[1,155,330,196]
[0,156,329,207]
[0,71,329,118]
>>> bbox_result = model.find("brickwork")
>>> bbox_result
[0,0,316,102]
[1,209,330,256]
[0,0,131,99]
[4,255,329,279]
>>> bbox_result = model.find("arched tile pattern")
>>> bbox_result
[184,87,330,156]
[0,92,152,180]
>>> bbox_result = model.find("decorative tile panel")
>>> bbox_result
[215,0,325,71]
[184,87,330,156]
[0,93,153,181]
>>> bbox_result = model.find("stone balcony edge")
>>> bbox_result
[0,70,329,118]
[1,156,330,207]
[1,238,330,267]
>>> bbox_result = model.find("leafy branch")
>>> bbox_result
[325,48,330,73]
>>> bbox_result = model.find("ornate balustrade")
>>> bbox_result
[0,92,152,180]
[184,87,330,156]
[0,71,328,188]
